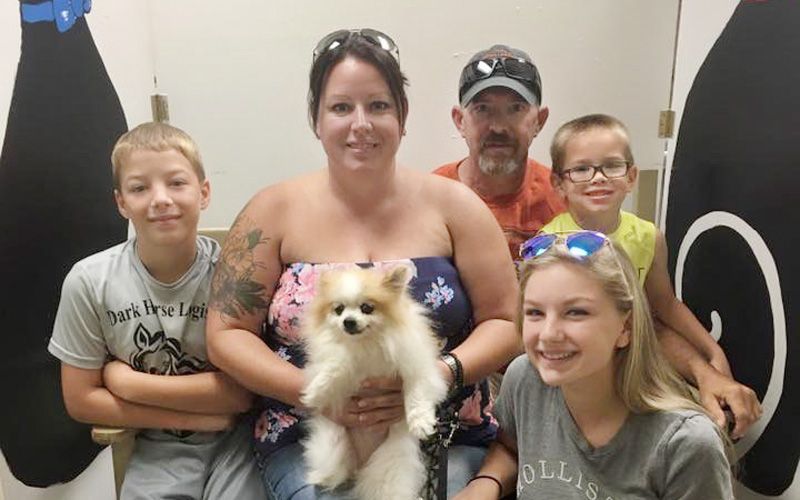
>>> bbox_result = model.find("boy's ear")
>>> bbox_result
[550,170,567,197]
[114,189,130,220]
[383,266,409,294]
[200,178,211,210]
[625,165,639,194]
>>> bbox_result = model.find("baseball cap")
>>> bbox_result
[458,44,542,107]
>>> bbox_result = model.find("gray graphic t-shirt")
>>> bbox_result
[49,236,219,375]
[495,356,732,500]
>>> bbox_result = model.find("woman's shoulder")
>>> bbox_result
[404,168,480,203]
[416,169,480,201]
[242,170,325,214]
[405,168,502,232]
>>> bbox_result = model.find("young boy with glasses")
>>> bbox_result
[541,114,761,438]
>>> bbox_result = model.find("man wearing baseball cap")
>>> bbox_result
[433,44,564,258]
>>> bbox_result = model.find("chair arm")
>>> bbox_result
[91,426,137,446]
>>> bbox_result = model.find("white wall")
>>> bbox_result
[149,0,679,227]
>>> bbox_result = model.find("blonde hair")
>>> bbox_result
[550,113,634,176]
[110,122,205,189]
[518,241,709,417]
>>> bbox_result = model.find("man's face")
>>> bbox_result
[453,87,549,175]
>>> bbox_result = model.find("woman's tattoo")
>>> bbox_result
[210,215,270,321]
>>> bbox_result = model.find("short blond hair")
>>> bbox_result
[550,114,634,176]
[111,122,205,189]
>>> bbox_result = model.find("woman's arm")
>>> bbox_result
[102,360,252,414]
[453,429,518,500]
[645,230,731,375]
[439,179,521,384]
[62,364,233,431]
[206,192,307,407]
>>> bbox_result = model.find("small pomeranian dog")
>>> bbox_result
[300,266,448,500]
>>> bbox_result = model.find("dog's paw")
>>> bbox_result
[300,382,330,410]
[299,391,318,410]
[406,406,437,439]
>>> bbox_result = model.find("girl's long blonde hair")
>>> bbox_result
[517,240,733,456]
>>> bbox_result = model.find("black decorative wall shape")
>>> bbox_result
[0,1,128,486]
[666,0,799,495]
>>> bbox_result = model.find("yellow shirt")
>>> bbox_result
[540,211,656,285]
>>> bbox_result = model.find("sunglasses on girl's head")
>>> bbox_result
[519,231,610,261]
[313,29,400,63]
[459,57,542,103]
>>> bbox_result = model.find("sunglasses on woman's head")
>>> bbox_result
[313,29,400,63]
[519,231,610,261]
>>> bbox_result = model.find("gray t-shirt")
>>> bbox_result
[48,236,219,375]
[495,355,733,500]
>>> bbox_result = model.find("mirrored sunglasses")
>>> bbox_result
[313,28,400,63]
[519,230,610,261]
[459,57,542,103]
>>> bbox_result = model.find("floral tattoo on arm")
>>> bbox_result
[210,214,271,322]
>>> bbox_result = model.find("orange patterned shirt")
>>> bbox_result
[433,158,565,258]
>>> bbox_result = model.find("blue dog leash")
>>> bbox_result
[20,0,92,33]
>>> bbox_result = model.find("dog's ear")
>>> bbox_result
[383,266,409,295]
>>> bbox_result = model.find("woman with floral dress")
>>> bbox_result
[206,29,519,500]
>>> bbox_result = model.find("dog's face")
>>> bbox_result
[308,266,409,338]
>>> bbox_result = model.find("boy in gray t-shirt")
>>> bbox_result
[48,123,264,499]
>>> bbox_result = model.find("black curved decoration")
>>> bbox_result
[666,0,799,495]
[0,1,128,486]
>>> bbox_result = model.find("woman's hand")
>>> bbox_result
[324,375,405,431]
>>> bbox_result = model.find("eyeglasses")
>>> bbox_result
[561,160,631,183]
[459,58,542,103]
[519,231,610,261]
[313,29,400,63]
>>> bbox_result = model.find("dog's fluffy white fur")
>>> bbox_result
[300,266,448,500]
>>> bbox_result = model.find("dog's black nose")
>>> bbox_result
[343,317,360,334]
